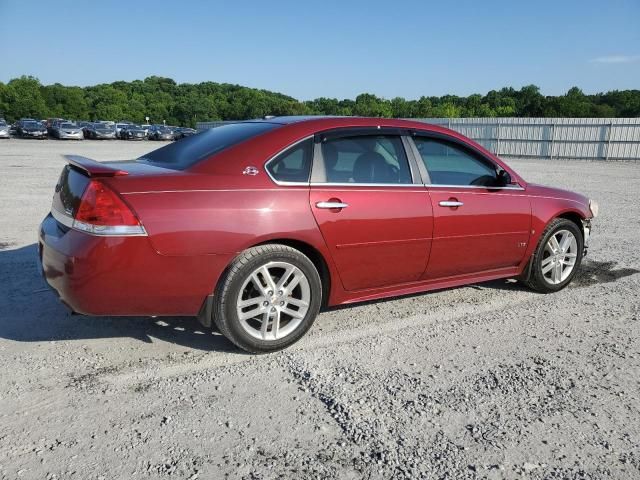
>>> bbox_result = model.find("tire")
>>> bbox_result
[213,244,322,353]
[524,218,583,293]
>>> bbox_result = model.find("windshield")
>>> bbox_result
[24,121,41,128]
[97,124,115,130]
[0,121,7,126]
[139,122,279,170]
[61,123,76,128]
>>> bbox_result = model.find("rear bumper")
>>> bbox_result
[38,213,232,316]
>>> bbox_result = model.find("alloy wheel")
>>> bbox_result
[236,261,311,341]
[541,229,578,285]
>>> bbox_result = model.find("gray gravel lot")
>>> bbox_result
[1,139,639,479]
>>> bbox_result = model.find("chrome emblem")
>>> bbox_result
[243,166,260,176]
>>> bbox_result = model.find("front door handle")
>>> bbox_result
[316,201,349,209]
[439,200,464,207]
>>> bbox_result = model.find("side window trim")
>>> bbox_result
[310,129,419,187]
[264,135,313,186]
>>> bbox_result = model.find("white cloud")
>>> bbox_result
[590,55,640,64]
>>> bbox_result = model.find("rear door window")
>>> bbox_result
[319,135,412,184]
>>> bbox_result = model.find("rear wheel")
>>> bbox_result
[524,218,583,293]
[214,245,322,353]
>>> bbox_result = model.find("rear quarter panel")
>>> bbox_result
[122,185,325,257]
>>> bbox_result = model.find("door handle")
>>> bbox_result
[439,200,464,207]
[316,201,349,209]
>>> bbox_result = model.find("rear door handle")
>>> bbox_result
[316,201,349,209]
[439,200,464,207]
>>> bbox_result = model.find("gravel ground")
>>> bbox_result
[1,139,639,479]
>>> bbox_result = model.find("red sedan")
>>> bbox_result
[39,117,598,352]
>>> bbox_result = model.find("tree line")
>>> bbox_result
[1,75,638,127]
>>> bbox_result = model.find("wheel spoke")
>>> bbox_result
[541,256,553,267]
[281,307,304,319]
[272,309,281,339]
[276,266,296,290]
[285,271,304,292]
[286,297,309,309]
[238,296,266,309]
[553,262,563,283]
[260,266,277,292]
[559,232,572,252]
[239,305,266,321]
[549,235,561,253]
[542,261,554,274]
[260,311,270,339]
[250,273,268,295]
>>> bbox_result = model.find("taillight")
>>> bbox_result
[72,179,146,236]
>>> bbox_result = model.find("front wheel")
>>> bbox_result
[524,218,583,293]
[214,245,322,353]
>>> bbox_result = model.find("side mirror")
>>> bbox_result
[496,168,512,186]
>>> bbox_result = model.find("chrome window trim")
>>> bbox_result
[263,135,314,186]
[424,184,525,191]
[310,182,422,188]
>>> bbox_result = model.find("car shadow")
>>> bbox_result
[3,244,638,348]
[324,258,640,311]
[0,243,238,352]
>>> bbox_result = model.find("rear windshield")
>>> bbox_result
[138,122,280,170]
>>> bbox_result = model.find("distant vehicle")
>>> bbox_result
[0,119,10,139]
[51,122,84,140]
[16,119,48,139]
[95,120,115,127]
[119,124,147,140]
[75,121,93,138]
[85,123,117,140]
[148,125,174,140]
[173,127,197,140]
[46,118,65,132]
[115,122,132,136]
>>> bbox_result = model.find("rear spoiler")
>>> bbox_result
[64,155,129,177]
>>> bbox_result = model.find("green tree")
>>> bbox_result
[5,76,48,120]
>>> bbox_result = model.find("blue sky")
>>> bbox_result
[1,0,638,100]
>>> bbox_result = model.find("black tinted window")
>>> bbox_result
[139,122,279,170]
[320,135,412,184]
[414,137,498,186]
[267,139,313,183]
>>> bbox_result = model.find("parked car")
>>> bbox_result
[46,118,64,131]
[85,122,117,140]
[51,122,84,140]
[173,127,197,140]
[141,124,152,136]
[115,122,132,136]
[118,124,146,140]
[0,119,10,139]
[38,117,598,353]
[148,125,174,140]
[16,119,48,139]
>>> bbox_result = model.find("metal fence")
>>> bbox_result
[416,118,640,161]
[197,117,640,161]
